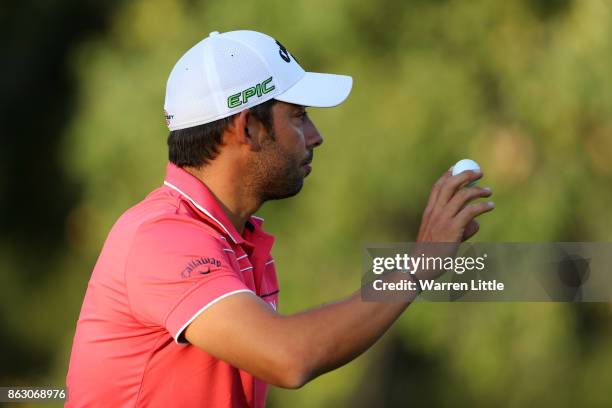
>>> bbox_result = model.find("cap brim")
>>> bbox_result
[275,72,353,108]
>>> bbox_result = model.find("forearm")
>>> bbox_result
[280,275,418,386]
[184,282,413,389]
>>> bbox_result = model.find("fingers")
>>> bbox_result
[418,168,493,244]
[436,170,482,208]
[422,170,452,222]
[445,186,492,217]
[426,170,452,210]
[462,219,479,241]
[456,201,495,227]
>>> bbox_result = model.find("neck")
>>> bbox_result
[183,164,260,235]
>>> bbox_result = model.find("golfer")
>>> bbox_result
[66,30,493,407]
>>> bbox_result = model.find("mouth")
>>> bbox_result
[301,160,312,175]
[301,152,313,174]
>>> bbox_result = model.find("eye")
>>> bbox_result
[299,110,308,121]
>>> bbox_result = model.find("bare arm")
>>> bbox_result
[185,288,410,389]
[185,169,494,388]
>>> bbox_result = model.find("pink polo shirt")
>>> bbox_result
[66,163,278,408]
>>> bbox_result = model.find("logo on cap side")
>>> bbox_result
[227,76,275,109]
[164,109,174,127]
[276,40,291,63]
[275,39,299,64]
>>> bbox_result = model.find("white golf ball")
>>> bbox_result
[451,159,481,186]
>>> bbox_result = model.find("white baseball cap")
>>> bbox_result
[164,30,353,131]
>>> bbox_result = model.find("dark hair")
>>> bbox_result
[168,98,277,167]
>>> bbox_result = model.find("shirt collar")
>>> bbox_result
[163,162,246,244]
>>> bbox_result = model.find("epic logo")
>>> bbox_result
[227,76,275,109]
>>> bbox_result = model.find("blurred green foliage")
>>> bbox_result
[2,0,612,407]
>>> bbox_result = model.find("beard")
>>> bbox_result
[249,132,309,202]
[260,166,304,201]
[257,153,305,201]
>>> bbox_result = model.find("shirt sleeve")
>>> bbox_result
[125,215,252,344]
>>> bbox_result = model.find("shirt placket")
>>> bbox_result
[232,243,256,289]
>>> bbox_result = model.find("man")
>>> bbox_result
[66,30,494,407]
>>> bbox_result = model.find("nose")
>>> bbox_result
[304,116,323,148]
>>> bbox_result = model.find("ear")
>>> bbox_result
[242,108,270,151]
[227,109,268,151]
[226,110,249,145]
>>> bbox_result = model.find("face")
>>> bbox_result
[250,101,323,201]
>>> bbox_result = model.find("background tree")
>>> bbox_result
[2,0,611,407]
